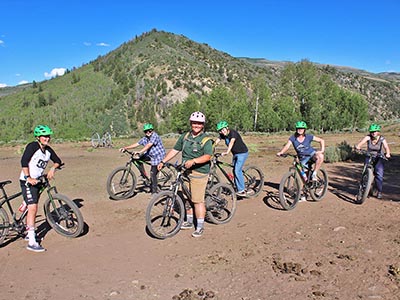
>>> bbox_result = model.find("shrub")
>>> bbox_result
[324,140,353,163]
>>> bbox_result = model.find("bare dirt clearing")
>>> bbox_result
[0,131,399,300]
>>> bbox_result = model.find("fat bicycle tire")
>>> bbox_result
[356,168,373,204]
[205,183,237,224]
[146,191,185,239]
[0,207,10,245]
[279,171,301,210]
[309,168,329,201]
[43,194,84,238]
[243,165,264,197]
[91,132,101,148]
[106,167,137,200]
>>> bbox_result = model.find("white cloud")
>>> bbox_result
[96,42,110,47]
[0,40,4,47]
[44,68,66,79]
[18,80,29,85]
[0,83,7,88]
[83,42,91,46]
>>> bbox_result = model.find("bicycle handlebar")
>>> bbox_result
[277,153,298,158]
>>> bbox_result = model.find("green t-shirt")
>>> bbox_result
[174,132,213,174]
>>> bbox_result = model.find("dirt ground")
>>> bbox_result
[0,131,399,300]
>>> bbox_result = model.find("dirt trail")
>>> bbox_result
[0,133,399,300]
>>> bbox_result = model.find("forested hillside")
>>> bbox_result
[0,29,399,143]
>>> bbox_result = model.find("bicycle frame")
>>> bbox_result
[0,182,27,234]
[210,154,236,187]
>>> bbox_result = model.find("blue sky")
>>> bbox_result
[1,0,399,88]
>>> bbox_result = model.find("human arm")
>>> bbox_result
[157,149,180,171]
[184,153,212,169]
[119,142,140,152]
[355,136,370,150]
[222,138,235,156]
[382,139,391,158]
[276,140,292,156]
[313,136,325,154]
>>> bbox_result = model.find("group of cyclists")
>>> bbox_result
[18,112,391,251]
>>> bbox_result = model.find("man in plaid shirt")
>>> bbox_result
[120,123,166,194]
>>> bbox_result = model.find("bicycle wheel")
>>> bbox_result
[103,132,112,148]
[157,165,177,190]
[146,191,185,239]
[309,168,328,201]
[279,171,301,210]
[43,194,84,238]
[91,132,101,148]
[106,167,137,200]
[0,207,10,245]
[243,165,264,197]
[205,183,237,224]
[355,168,373,204]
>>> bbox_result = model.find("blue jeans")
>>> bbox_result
[365,157,385,192]
[233,152,248,192]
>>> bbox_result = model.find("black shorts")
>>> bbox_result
[20,180,43,205]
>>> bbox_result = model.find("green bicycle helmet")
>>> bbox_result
[295,121,308,129]
[368,123,381,132]
[216,120,229,131]
[33,125,53,137]
[143,123,154,131]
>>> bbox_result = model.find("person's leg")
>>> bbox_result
[150,165,158,194]
[374,159,384,196]
[234,152,248,193]
[188,171,208,237]
[20,182,45,252]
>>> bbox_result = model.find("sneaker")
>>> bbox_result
[191,228,204,238]
[377,192,382,199]
[236,190,248,197]
[24,235,29,241]
[181,221,194,230]
[299,195,307,202]
[311,172,318,181]
[26,243,46,253]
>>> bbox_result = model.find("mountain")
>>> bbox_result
[0,29,399,142]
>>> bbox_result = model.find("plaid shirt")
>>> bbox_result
[138,132,166,165]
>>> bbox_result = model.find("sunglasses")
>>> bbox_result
[41,135,51,138]
[144,130,153,133]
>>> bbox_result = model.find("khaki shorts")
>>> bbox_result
[185,170,208,204]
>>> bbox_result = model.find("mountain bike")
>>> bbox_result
[208,153,264,197]
[0,168,84,245]
[355,149,388,204]
[278,153,328,210]
[106,150,177,200]
[146,163,236,239]
[91,132,112,148]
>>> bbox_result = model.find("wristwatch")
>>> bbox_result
[24,175,30,180]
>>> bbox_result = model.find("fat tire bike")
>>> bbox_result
[0,166,84,245]
[146,163,237,239]
[208,153,264,198]
[355,150,388,204]
[278,154,328,210]
[106,150,177,200]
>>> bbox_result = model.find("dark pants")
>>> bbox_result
[138,158,159,194]
[365,157,385,192]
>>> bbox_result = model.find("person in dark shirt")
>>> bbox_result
[20,125,62,252]
[215,121,249,197]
